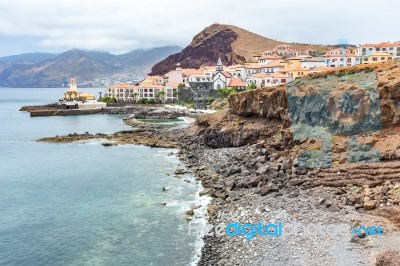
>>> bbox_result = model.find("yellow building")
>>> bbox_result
[285,67,311,79]
[63,78,96,101]
[286,57,302,68]
[363,52,393,64]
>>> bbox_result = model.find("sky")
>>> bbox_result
[0,0,399,57]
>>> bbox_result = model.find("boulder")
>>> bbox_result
[364,200,377,210]
[174,168,187,175]
[288,178,305,186]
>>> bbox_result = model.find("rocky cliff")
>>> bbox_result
[150,23,332,75]
[229,62,400,128]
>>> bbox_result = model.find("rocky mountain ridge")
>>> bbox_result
[150,23,333,75]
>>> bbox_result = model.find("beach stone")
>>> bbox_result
[259,185,278,196]
[256,156,266,163]
[174,168,186,175]
[256,165,270,175]
[199,188,211,196]
[364,200,377,210]
[185,209,194,216]
[288,178,305,186]
[249,176,261,187]
[214,190,228,199]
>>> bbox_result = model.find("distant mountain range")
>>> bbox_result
[0,46,182,87]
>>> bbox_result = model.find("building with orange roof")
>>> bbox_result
[261,60,284,74]
[357,42,400,60]
[246,73,267,88]
[362,52,394,65]
[258,55,282,65]
[105,76,179,103]
[264,72,293,87]
[228,78,247,90]
[284,67,311,79]
[263,44,315,58]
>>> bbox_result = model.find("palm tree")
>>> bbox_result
[156,90,166,103]
[131,93,138,103]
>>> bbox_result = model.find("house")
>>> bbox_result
[362,52,394,64]
[106,77,179,103]
[325,53,360,68]
[247,73,267,88]
[264,73,293,87]
[244,63,264,75]
[358,42,400,60]
[105,83,139,102]
[263,45,314,57]
[261,60,284,74]
[258,55,281,65]
[300,58,326,69]
[188,74,213,91]
[285,67,310,79]
[228,78,247,91]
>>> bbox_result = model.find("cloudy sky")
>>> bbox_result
[0,0,398,56]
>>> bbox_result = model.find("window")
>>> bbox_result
[397,53,400,56]
[381,57,385,60]
[376,48,380,51]
[383,48,386,51]
[369,48,373,51]
[347,58,352,63]
[372,57,377,61]
[364,57,368,61]
[390,47,393,50]
[388,57,393,60]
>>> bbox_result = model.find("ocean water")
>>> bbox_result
[0,88,206,266]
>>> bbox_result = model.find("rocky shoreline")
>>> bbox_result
[36,109,400,265]
[176,135,400,266]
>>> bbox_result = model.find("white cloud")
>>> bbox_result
[0,0,399,55]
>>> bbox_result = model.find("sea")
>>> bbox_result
[0,87,209,266]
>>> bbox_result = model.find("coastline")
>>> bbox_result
[32,106,400,265]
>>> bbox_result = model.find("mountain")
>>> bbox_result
[0,53,59,64]
[0,46,182,87]
[150,23,332,75]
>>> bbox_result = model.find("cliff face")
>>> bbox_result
[150,23,331,75]
[150,26,245,75]
[229,62,400,129]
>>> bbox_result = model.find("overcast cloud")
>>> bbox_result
[0,0,398,56]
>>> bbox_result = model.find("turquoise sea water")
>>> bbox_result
[0,88,202,266]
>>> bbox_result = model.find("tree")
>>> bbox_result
[246,82,257,91]
[156,90,166,103]
[217,87,225,98]
[224,87,237,96]
[131,93,139,103]
[178,83,186,89]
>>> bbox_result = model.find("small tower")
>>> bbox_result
[216,57,223,71]
[176,62,182,71]
[69,78,78,92]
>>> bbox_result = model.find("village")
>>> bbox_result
[104,41,400,104]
